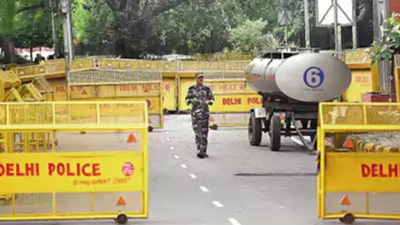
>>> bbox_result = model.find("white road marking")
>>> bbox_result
[200,186,209,192]
[228,218,242,225]
[291,137,304,146]
[181,164,187,169]
[212,201,224,208]
[279,206,286,209]
[167,138,171,141]
[170,146,175,150]
[174,155,180,159]
[189,173,197,179]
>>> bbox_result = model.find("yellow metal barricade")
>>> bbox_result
[69,70,164,129]
[342,63,379,102]
[318,102,400,224]
[0,101,148,223]
[162,72,178,112]
[394,65,400,102]
[177,72,261,127]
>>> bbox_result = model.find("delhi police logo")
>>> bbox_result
[303,66,324,88]
[122,162,134,176]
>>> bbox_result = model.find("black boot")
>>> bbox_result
[197,152,205,159]
[197,151,208,159]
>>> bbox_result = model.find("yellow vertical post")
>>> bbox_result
[143,103,149,217]
[318,103,326,218]
[11,193,16,215]
[0,80,4,101]
[395,66,400,102]
[4,132,8,153]
[35,133,40,152]
[320,130,326,218]
[52,192,56,216]
[96,103,100,125]
[362,105,367,124]
[52,103,56,152]
[159,80,164,128]
[90,193,95,212]
[46,132,51,151]
[6,104,10,125]
[24,132,29,152]
[51,131,56,152]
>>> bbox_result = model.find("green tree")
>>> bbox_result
[0,0,17,63]
[153,0,244,54]
[0,0,55,63]
[230,19,280,53]
[72,0,114,55]
[14,1,53,61]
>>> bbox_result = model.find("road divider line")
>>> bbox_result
[228,218,241,225]
[200,186,209,192]
[174,155,180,159]
[212,201,224,208]
[181,164,188,169]
[170,146,175,150]
[189,173,197,179]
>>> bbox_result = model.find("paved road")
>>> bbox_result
[140,114,316,225]
[5,115,399,225]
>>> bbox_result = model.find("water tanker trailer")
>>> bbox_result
[245,51,351,151]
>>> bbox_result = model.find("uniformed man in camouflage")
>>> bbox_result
[186,73,214,159]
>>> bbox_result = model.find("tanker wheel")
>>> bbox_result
[248,112,262,146]
[269,115,281,151]
[116,213,128,224]
[339,213,355,224]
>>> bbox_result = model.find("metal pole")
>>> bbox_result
[372,0,381,42]
[304,0,311,48]
[352,0,358,49]
[67,0,73,59]
[338,26,343,59]
[284,25,288,47]
[333,0,342,58]
[49,0,57,58]
[61,0,71,85]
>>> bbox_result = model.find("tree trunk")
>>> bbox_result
[2,36,16,64]
[30,45,33,63]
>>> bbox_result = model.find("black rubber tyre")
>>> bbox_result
[339,213,355,224]
[116,214,128,224]
[148,126,154,132]
[248,112,262,146]
[269,115,281,151]
[209,124,218,130]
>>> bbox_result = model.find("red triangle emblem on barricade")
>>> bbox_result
[116,196,127,206]
[340,195,351,206]
[127,133,137,143]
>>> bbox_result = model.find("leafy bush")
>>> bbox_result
[370,13,400,62]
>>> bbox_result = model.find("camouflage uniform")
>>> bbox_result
[186,85,214,154]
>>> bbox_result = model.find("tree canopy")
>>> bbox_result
[0,0,374,63]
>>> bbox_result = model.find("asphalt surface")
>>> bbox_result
[4,115,400,225]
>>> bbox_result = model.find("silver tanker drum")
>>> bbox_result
[246,52,351,151]
[245,53,351,102]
